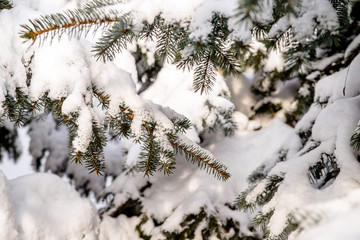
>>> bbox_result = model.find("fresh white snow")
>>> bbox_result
[0,0,359,239]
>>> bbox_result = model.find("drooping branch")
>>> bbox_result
[20,8,121,42]
[0,0,12,10]
[168,134,230,181]
[92,15,135,61]
[193,51,216,94]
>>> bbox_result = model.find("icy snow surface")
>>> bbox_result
[295,189,360,240]
[0,170,99,239]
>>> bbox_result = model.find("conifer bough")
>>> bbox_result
[17,0,236,181]
[0,0,12,11]
[20,2,242,94]
[4,0,360,238]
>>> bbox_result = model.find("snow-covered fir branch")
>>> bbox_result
[0,0,359,239]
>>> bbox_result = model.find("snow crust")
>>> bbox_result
[295,189,360,240]
[315,54,360,103]
[0,171,99,239]
[0,171,19,240]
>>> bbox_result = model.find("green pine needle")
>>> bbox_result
[20,7,119,42]
[0,0,12,10]
[92,15,135,61]
[193,51,217,94]
[168,134,230,181]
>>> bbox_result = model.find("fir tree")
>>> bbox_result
[1,0,360,239]
[17,3,234,180]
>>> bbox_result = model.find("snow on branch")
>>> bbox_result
[0,0,12,11]
[20,8,121,43]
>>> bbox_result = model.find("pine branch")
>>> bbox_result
[0,0,12,10]
[18,8,234,180]
[138,123,177,177]
[252,210,274,233]
[272,0,298,20]
[179,15,239,95]
[107,106,134,139]
[4,95,17,121]
[330,0,350,27]
[308,153,340,189]
[284,43,311,74]
[109,115,132,138]
[351,125,360,150]
[177,48,202,72]
[211,43,241,76]
[20,8,120,42]
[139,18,159,41]
[258,175,284,205]
[27,99,44,115]
[235,186,258,213]
[92,15,135,61]
[0,126,20,161]
[139,123,159,177]
[193,50,216,94]
[236,174,284,213]
[155,21,183,63]
[202,100,237,137]
[89,147,101,175]
[84,0,123,10]
[92,86,110,109]
[274,218,298,240]
[21,9,238,97]
[236,0,262,22]
[3,88,31,127]
[74,121,106,175]
[263,27,293,52]
[42,94,107,175]
[144,133,153,177]
[171,117,191,133]
[168,134,230,181]
[158,150,176,175]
